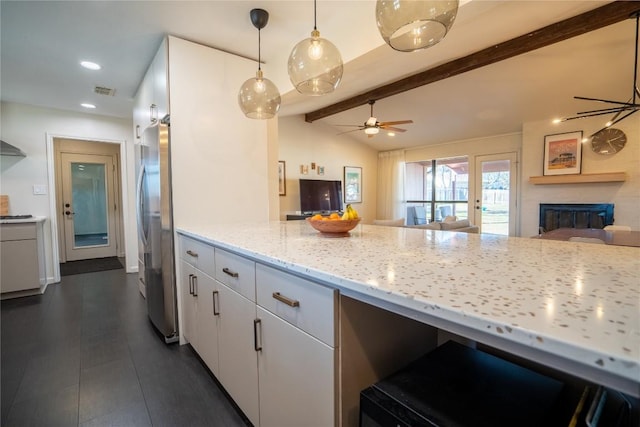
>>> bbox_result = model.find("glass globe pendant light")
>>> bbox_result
[376,0,459,52]
[287,0,343,95]
[238,8,281,119]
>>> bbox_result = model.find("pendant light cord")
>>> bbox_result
[258,28,262,71]
[632,12,638,104]
[313,0,317,30]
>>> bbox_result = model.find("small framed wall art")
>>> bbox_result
[543,131,583,176]
[344,166,362,203]
[278,161,286,196]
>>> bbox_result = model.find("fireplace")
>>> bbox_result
[539,203,614,232]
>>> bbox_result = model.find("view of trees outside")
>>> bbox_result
[405,157,468,222]
[480,167,510,235]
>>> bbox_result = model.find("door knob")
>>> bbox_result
[65,210,74,216]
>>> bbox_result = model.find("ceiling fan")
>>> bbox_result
[335,100,413,137]
[558,11,639,137]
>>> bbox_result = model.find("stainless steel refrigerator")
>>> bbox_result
[137,114,178,343]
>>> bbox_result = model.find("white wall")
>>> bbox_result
[521,116,640,235]
[278,116,379,223]
[0,102,136,282]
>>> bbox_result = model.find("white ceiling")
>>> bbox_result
[1,1,636,152]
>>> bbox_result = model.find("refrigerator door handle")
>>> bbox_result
[136,164,148,247]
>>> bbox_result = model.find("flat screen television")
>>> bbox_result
[299,179,343,214]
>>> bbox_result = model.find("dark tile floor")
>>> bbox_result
[1,268,251,426]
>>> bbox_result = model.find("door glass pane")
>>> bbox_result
[71,162,109,247]
[480,160,510,235]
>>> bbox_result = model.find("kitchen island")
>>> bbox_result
[178,220,639,425]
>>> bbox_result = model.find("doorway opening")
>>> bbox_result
[53,138,124,268]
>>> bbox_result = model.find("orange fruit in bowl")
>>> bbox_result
[311,214,323,220]
[321,217,331,221]
[329,213,340,220]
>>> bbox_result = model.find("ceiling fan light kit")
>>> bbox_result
[376,0,459,52]
[287,0,343,95]
[238,8,281,120]
[558,11,640,140]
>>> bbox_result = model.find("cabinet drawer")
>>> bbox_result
[215,248,255,302]
[256,264,336,347]
[179,235,215,278]
[0,223,36,241]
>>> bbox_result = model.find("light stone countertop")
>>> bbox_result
[177,221,640,396]
[0,216,47,224]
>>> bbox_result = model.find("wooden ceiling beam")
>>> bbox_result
[305,1,640,123]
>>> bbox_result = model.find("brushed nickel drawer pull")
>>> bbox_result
[188,274,194,295]
[272,292,300,308]
[222,267,239,278]
[192,275,198,297]
[186,250,199,258]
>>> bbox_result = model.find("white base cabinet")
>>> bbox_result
[178,235,337,427]
[217,282,259,425]
[257,307,335,427]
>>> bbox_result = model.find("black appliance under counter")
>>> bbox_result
[360,341,582,427]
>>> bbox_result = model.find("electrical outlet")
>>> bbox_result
[33,185,47,195]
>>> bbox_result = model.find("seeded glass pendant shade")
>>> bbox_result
[288,0,343,95]
[376,0,459,52]
[238,9,281,119]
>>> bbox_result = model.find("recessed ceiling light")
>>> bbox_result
[81,103,96,109]
[80,61,101,70]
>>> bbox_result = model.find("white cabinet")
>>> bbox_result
[257,307,335,427]
[179,236,220,375]
[132,38,168,140]
[255,264,337,427]
[216,281,260,425]
[178,238,337,426]
[1,221,46,298]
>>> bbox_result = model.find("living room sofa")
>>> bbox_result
[406,219,479,234]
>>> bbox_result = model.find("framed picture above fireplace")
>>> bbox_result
[543,131,583,176]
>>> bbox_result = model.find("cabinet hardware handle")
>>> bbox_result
[212,291,219,316]
[186,250,198,258]
[192,275,198,297]
[150,104,157,123]
[253,318,262,352]
[188,274,194,295]
[135,124,141,139]
[222,267,239,278]
[272,292,300,308]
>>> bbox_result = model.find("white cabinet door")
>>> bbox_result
[257,307,335,427]
[180,260,197,349]
[151,38,168,120]
[132,65,154,139]
[195,271,220,376]
[217,281,259,426]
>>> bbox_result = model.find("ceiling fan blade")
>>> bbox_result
[337,128,365,136]
[378,120,413,126]
[333,124,364,127]
[380,126,407,133]
[573,96,635,106]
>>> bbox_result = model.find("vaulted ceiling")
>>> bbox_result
[2,1,637,151]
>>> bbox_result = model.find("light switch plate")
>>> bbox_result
[33,184,47,195]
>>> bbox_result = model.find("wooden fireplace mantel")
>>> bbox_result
[528,172,626,185]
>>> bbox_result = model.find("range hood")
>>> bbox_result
[1,140,26,157]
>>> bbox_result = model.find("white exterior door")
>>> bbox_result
[61,153,117,260]
[474,153,518,236]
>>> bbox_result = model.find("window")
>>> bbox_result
[405,156,468,223]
